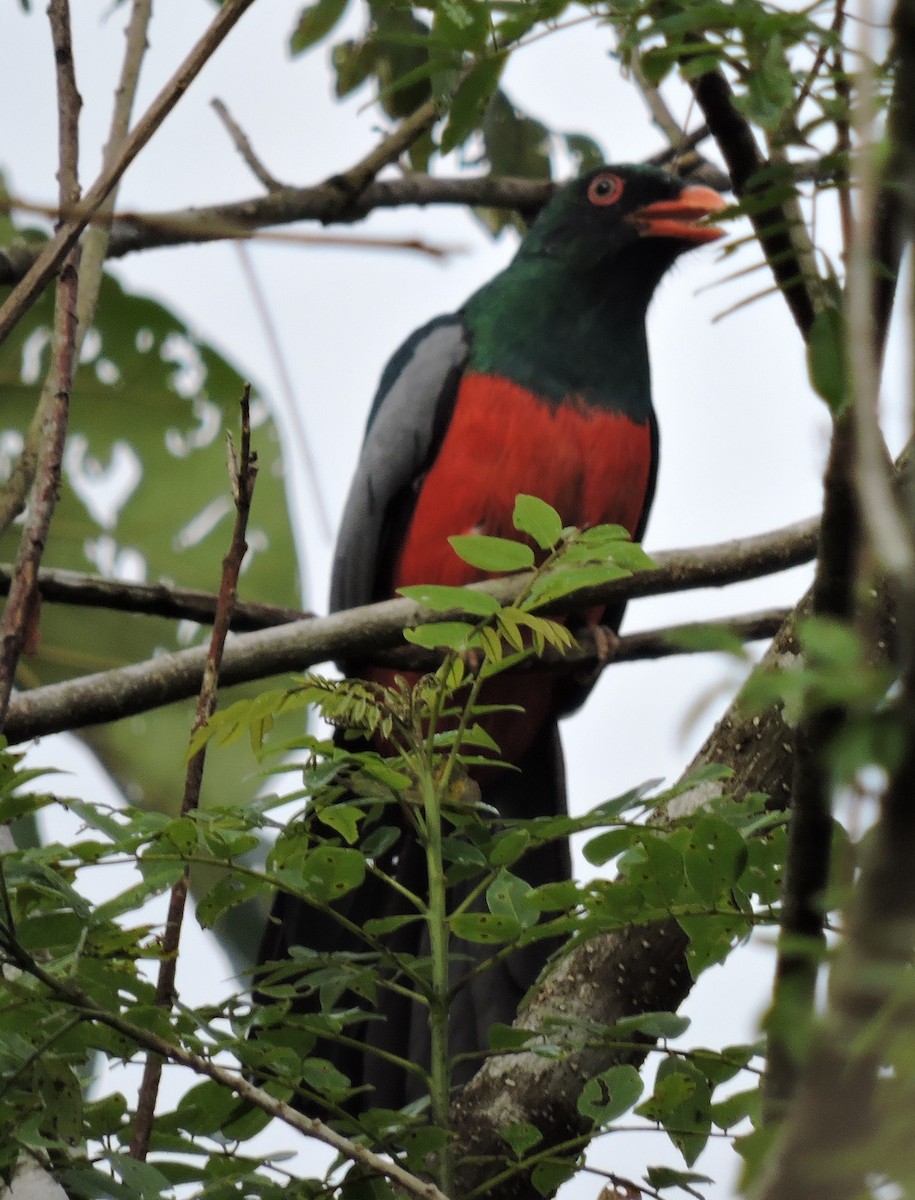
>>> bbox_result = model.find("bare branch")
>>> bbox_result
[130,391,258,1160]
[0,0,79,726]
[211,98,283,191]
[0,0,259,350]
[0,141,728,282]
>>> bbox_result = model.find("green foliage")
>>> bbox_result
[0,497,777,1194]
[0,227,300,969]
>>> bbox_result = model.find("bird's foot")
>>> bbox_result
[573,623,620,685]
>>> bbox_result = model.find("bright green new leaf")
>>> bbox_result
[399,583,501,615]
[512,493,563,550]
[403,621,474,650]
[450,532,535,572]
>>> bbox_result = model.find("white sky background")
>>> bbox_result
[4,1,905,1195]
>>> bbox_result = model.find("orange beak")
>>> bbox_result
[629,184,728,243]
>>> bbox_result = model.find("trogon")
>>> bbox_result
[256,163,725,1118]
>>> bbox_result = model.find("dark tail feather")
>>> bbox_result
[253,723,570,1117]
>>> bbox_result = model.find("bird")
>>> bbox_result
[255,163,725,1120]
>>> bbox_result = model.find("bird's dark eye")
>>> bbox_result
[587,172,624,207]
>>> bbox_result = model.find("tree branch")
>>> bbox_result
[0,0,258,349]
[683,47,823,337]
[2,519,817,744]
[129,391,257,1160]
[0,562,310,629]
[0,0,79,727]
[0,141,731,283]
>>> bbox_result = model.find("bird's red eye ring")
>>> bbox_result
[587,172,624,206]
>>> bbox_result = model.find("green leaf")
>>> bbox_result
[531,1160,576,1197]
[450,911,523,943]
[300,1056,353,1096]
[711,1087,760,1130]
[679,913,746,977]
[403,621,474,650]
[290,0,350,54]
[316,803,363,843]
[176,1079,240,1134]
[637,1059,711,1166]
[512,494,563,550]
[499,1121,542,1157]
[681,816,749,902]
[563,132,604,172]
[665,623,750,656]
[440,54,508,155]
[735,35,795,132]
[300,847,366,903]
[399,583,501,615]
[583,826,638,867]
[806,305,847,413]
[610,1012,692,1040]
[645,1166,715,1196]
[527,562,628,608]
[449,533,535,572]
[486,869,539,929]
[577,1063,643,1122]
[431,0,490,53]
[798,615,861,667]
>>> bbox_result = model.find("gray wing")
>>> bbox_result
[329,313,470,614]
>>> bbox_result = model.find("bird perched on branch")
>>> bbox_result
[255,163,725,1118]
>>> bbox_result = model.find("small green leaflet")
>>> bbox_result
[399,583,501,616]
[513,494,563,550]
[403,621,474,650]
[449,533,535,572]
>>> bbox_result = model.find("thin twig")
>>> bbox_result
[0,0,80,727]
[3,518,819,744]
[129,390,258,1159]
[211,97,283,191]
[76,0,153,346]
[233,245,333,539]
[0,0,259,350]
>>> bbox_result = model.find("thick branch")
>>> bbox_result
[449,607,812,1200]
[3,519,817,744]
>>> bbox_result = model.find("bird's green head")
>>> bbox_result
[517,163,726,291]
